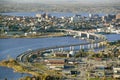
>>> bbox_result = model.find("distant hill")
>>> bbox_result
[0,1,120,13]
[0,0,120,5]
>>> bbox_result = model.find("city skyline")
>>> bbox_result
[1,0,120,5]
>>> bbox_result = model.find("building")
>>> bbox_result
[89,14,92,18]
[53,52,70,58]
[36,14,42,18]
[93,65,106,77]
[102,16,105,21]
[45,59,65,70]
[113,67,120,78]
[116,13,120,20]
[70,14,82,22]
[108,14,116,20]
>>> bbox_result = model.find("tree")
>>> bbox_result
[24,76,32,80]
[75,49,88,58]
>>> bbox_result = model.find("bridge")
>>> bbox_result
[60,29,106,41]
[34,40,106,52]
[16,39,107,63]
[16,29,108,63]
[15,29,108,78]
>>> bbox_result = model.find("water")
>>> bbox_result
[0,36,86,80]
[0,37,86,60]
[1,12,106,17]
[0,34,120,79]
[0,66,31,80]
[0,12,119,80]
[105,34,120,42]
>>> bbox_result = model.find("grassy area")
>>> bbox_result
[0,59,40,76]
[0,32,65,38]
[33,63,48,71]
[0,59,62,79]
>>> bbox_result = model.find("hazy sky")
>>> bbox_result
[2,0,120,4]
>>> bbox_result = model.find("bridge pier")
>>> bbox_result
[59,48,64,51]
[59,48,61,51]
[87,44,90,49]
[97,43,100,48]
[70,46,72,51]
[87,33,90,39]
[61,48,64,51]
[100,42,104,47]
[91,44,94,49]
[81,45,85,49]
[51,49,54,52]
[67,53,70,58]
[79,45,81,50]
[94,37,97,40]
[78,32,81,37]
[89,44,92,49]
[93,43,97,48]
[70,46,74,51]
[88,44,94,49]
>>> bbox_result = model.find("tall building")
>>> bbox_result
[116,13,120,19]
[70,14,82,22]
[89,13,92,18]
[102,16,105,22]
[36,14,42,18]
[108,14,116,19]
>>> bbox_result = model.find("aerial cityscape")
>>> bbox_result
[0,0,120,80]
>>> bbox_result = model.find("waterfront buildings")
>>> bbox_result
[116,13,120,20]
[113,67,120,78]
[0,13,120,38]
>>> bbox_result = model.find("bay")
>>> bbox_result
[1,12,106,17]
[0,34,120,80]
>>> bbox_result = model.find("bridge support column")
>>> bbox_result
[59,48,61,51]
[70,46,74,51]
[78,32,81,37]
[91,44,93,49]
[70,46,72,51]
[87,33,90,39]
[97,43,100,48]
[51,49,54,52]
[100,42,104,47]
[67,53,70,58]
[59,48,64,51]
[82,45,85,49]
[79,45,81,50]
[94,43,97,48]
[94,37,97,40]
[89,44,94,49]
[61,48,64,51]
[88,44,90,49]
[72,46,74,51]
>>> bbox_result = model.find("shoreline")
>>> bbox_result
[0,41,119,79]
[0,59,41,76]
[0,32,66,39]
[0,59,62,79]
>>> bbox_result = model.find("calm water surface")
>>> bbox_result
[1,12,106,17]
[0,12,119,80]
[0,34,120,80]
[0,36,86,80]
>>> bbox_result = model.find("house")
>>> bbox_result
[53,52,70,58]
[113,67,120,78]
[93,65,106,77]
[44,59,65,70]
[71,70,80,75]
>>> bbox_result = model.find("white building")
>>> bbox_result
[70,15,82,22]
[113,67,120,78]
[36,14,42,18]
